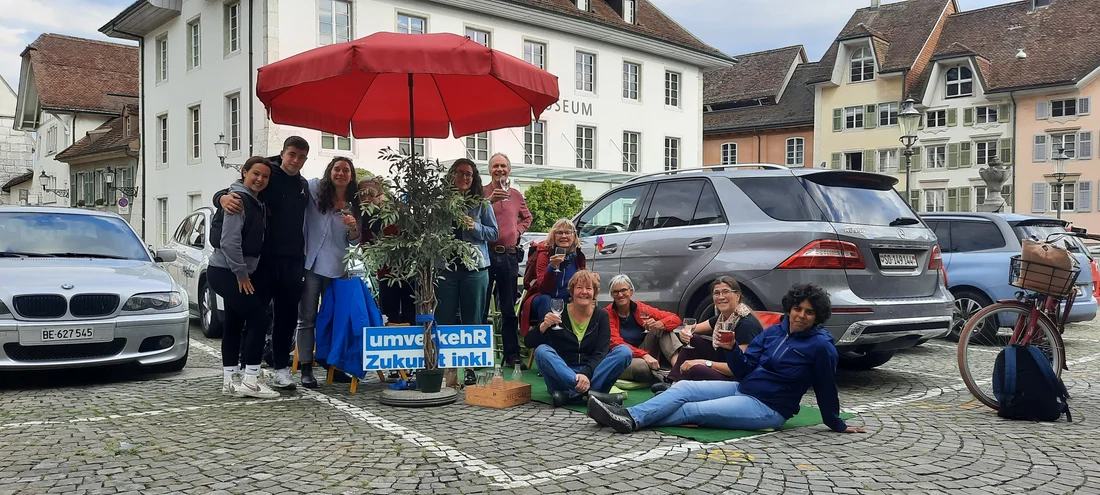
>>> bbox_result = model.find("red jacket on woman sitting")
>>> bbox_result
[518,242,587,335]
[605,301,680,358]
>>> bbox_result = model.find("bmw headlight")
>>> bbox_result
[123,292,184,311]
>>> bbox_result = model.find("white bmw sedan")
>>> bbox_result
[0,207,189,372]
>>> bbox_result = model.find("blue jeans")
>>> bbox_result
[627,380,786,430]
[534,345,632,399]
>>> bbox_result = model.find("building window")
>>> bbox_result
[926,110,947,128]
[465,28,490,47]
[976,141,998,165]
[523,40,546,69]
[188,193,202,214]
[623,0,636,23]
[845,106,864,129]
[125,117,131,137]
[189,106,201,160]
[927,145,947,169]
[82,173,94,205]
[664,137,680,171]
[665,71,681,107]
[850,47,874,82]
[187,18,201,70]
[945,66,973,98]
[1051,182,1075,211]
[1052,98,1078,118]
[976,105,998,124]
[45,127,56,154]
[576,0,590,11]
[720,142,737,165]
[877,149,899,173]
[622,131,639,172]
[879,102,898,126]
[925,189,946,212]
[321,132,351,151]
[576,126,596,169]
[844,151,864,171]
[398,137,425,156]
[226,93,240,152]
[397,13,426,34]
[465,132,489,161]
[158,114,168,165]
[158,198,169,246]
[1052,133,1077,158]
[622,62,640,100]
[786,137,804,166]
[525,121,545,165]
[319,0,351,45]
[576,51,596,92]
[1033,0,1052,8]
[224,2,240,55]
[156,36,168,82]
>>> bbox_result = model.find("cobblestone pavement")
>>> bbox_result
[2,318,1099,494]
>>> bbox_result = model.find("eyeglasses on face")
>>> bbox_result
[713,289,740,297]
[555,230,575,236]
[611,288,632,296]
[454,171,474,178]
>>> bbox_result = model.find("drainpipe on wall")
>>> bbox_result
[1010,91,1018,213]
[248,0,255,156]
[756,132,762,162]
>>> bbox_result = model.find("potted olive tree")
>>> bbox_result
[351,148,479,393]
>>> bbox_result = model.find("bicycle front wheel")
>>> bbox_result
[957,302,1065,410]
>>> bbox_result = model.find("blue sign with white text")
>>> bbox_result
[362,324,494,371]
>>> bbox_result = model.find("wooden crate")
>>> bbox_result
[465,381,532,409]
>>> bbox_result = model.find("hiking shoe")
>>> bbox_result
[234,373,280,399]
[272,368,297,390]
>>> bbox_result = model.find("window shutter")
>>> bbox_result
[1079,131,1093,159]
[947,108,958,126]
[70,174,77,201]
[864,105,877,129]
[863,149,876,169]
[910,146,922,171]
[1036,101,1050,119]
[1078,181,1092,212]
[1079,97,1091,116]
[947,188,959,211]
[960,187,972,212]
[963,107,974,126]
[998,103,1011,123]
[830,152,841,169]
[960,142,972,168]
[948,143,960,169]
[909,190,921,211]
[1033,135,1048,161]
[1000,137,1013,164]
[833,108,843,132]
[1004,184,1014,208]
[1032,182,1047,212]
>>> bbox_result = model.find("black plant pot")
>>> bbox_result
[416,369,444,393]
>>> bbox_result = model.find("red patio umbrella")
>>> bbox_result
[256,32,559,142]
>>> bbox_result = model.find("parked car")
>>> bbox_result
[164,207,225,338]
[518,231,547,275]
[571,166,953,370]
[0,207,189,371]
[921,213,1097,339]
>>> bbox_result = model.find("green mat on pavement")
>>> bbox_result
[515,369,854,442]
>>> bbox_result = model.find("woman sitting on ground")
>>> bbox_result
[587,283,866,434]
[526,270,633,408]
[667,276,763,384]
[606,274,682,384]
[518,218,586,335]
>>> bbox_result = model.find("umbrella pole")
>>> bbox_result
[408,73,415,155]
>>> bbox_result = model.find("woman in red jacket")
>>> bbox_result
[606,274,682,383]
[518,219,586,336]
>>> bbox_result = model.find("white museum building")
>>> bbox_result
[100,0,731,247]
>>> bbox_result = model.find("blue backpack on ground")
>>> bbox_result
[992,345,1071,422]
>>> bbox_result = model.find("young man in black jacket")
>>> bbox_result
[214,136,310,390]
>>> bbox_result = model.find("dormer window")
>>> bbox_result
[946,65,973,98]
[576,0,589,11]
[623,0,636,23]
[1031,0,1051,11]
[850,47,874,83]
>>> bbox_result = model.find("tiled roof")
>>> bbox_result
[704,45,804,106]
[703,63,817,134]
[509,0,726,57]
[24,34,138,114]
[927,0,1100,92]
[1,170,33,192]
[810,0,951,83]
[55,110,138,162]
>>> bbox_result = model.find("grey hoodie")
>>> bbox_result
[209,182,265,280]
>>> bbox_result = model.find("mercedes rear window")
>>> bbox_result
[730,177,826,222]
[732,175,919,227]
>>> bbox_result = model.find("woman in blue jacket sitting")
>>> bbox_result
[586,283,867,434]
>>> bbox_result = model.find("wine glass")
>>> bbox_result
[554,247,567,257]
[682,318,697,349]
[638,308,651,334]
[550,298,565,331]
[499,176,510,202]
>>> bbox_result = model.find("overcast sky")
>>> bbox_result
[1,0,1010,94]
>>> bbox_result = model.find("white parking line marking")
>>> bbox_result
[0,396,302,431]
[189,339,221,358]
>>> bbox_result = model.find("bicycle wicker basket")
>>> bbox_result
[1008,255,1080,297]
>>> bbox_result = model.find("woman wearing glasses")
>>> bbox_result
[519,218,586,337]
[664,276,763,386]
[606,274,683,384]
[436,158,499,329]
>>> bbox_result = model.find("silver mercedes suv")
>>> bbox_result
[573,165,952,369]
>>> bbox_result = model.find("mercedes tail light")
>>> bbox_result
[928,244,943,270]
[778,240,866,270]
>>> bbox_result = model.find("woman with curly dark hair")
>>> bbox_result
[587,283,866,434]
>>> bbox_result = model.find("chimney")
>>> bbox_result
[871,0,881,9]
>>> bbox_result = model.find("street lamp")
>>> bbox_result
[898,97,921,200]
[1052,147,1070,220]
[214,133,232,169]
[38,170,70,197]
[104,166,139,197]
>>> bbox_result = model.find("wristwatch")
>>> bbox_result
[705,360,713,368]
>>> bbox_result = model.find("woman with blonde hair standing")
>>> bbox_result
[518,218,585,336]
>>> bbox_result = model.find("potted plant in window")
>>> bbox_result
[350,148,480,394]
[77,199,86,207]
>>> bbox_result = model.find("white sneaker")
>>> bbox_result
[233,373,280,399]
[221,372,242,396]
[271,368,297,390]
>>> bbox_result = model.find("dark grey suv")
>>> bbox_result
[573,165,953,369]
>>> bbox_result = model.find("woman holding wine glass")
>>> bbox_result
[605,274,683,384]
[518,218,586,336]
[664,276,763,387]
[526,270,633,407]
[295,156,361,388]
